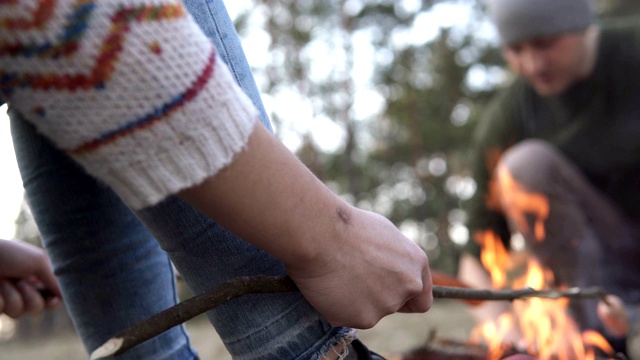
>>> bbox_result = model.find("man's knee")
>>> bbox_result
[497,139,563,190]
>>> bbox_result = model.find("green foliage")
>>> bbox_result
[358,26,500,273]
[246,0,506,274]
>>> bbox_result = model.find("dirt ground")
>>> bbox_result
[0,299,476,360]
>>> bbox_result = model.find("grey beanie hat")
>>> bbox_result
[488,0,594,45]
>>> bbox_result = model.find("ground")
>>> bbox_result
[0,299,476,359]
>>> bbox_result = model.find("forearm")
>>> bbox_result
[178,122,433,329]
[179,123,347,267]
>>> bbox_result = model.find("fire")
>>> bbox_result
[471,166,613,359]
[496,165,549,242]
[475,230,513,289]
[514,260,585,360]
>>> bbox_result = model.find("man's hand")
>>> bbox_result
[597,295,629,338]
[0,239,62,318]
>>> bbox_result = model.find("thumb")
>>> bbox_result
[33,260,62,299]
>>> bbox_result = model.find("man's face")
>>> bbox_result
[503,31,591,96]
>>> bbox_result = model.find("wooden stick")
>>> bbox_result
[433,285,608,302]
[90,276,297,360]
[430,270,483,306]
[90,275,608,359]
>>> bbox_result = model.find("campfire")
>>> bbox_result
[469,166,615,360]
[389,166,619,360]
[470,234,614,359]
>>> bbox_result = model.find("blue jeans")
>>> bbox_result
[9,1,352,358]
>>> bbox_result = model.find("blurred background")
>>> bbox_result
[1,0,639,358]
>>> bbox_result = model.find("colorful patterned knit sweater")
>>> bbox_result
[0,0,258,209]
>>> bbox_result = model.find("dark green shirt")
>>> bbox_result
[464,25,640,256]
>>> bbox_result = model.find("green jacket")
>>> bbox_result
[464,25,640,256]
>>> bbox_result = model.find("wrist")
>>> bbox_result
[178,124,355,271]
[280,200,354,273]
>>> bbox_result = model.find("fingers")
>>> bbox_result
[33,257,63,299]
[398,258,433,314]
[0,279,53,319]
[0,279,26,318]
[597,295,628,337]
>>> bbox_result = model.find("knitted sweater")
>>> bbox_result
[0,0,258,209]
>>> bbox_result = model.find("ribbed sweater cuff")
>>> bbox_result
[75,59,259,209]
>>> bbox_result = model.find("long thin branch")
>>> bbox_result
[90,275,608,360]
[90,276,297,360]
[433,285,609,302]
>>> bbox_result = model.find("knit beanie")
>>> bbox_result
[488,0,594,45]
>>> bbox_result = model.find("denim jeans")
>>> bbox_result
[9,1,352,358]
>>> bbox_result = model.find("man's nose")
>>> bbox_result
[520,49,546,75]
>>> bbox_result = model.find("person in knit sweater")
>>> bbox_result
[458,0,640,354]
[0,0,432,359]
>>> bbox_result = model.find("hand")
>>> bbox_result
[0,239,62,318]
[597,295,628,338]
[285,208,432,329]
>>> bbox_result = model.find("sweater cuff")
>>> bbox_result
[73,57,259,209]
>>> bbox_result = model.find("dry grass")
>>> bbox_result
[0,300,475,359]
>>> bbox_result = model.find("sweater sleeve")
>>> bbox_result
[0,0,258,209]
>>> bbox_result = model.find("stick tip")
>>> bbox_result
[90,337,124,360]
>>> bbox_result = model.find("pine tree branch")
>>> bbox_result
[90,275,608,360]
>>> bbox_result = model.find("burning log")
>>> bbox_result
[90,275,612,360]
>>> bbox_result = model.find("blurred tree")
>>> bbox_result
[14,198,40,247]
[234,0,640,275]
[234,1,505,274]
[339,3,505,274]
[597,0,640,18]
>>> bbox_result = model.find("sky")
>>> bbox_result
[0,0,493,240]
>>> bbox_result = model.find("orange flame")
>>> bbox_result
[583,330,615,355]
[473,166,613,359]
[474,243,614,360]
[496,165,549,242]
[476,230,513,289]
